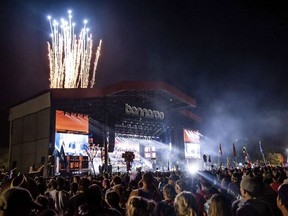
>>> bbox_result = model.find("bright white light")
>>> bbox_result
[187,164,199,174]
[53,20,58,26]
[47,15,51,20]
[47,10,102,89]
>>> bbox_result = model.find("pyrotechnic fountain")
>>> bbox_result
[47,10,102,88]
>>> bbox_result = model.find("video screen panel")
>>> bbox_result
[144,146,156,159]
[55,110,89,133]
[108,136,158,171]
[184,129,201,159]
[55,132,89,156]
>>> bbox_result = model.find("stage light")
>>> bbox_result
[169,142,172,151]
[187,163,199,174]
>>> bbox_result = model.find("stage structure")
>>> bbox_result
[8,81,201,175]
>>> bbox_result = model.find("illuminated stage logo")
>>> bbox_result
[125,103,164,120]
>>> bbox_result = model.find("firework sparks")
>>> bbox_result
[47,10,102,88]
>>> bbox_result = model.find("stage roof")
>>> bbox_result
[50,81,201,137]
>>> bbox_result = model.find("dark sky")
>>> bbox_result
[1,0,288,156]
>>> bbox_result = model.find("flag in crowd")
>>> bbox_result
[233,142,237,157]
[60,144,67,167]
[208,155,211,163]
[218,143,222,156]
[52,148,59,158]
[203,154,207,163]
[52,142,68,168]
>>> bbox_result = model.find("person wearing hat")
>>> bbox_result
[0,187,42,216]
[234,176,274,216]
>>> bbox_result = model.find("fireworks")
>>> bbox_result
[47,10,102,88]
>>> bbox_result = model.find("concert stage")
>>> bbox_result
[9,81,201,175]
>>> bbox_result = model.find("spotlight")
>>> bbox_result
[187,163,199,174]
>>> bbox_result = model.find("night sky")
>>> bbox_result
[1,0,288,157]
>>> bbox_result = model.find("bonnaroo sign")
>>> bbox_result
[125,103,165,120]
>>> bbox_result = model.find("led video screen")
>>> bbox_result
[184,129,201,159]
[55,132,89,156]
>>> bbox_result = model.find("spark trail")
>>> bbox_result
[47,10,102,88]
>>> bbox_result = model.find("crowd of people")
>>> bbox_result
[0,164,288,216]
